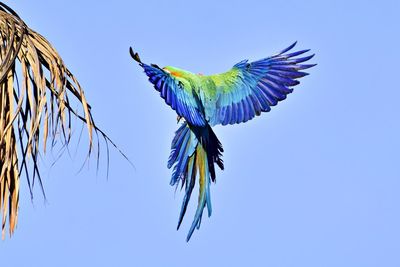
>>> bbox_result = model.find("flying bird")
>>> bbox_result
[130,42,316,241]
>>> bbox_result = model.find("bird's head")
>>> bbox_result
[162,66,192,78]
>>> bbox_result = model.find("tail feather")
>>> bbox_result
[186,145,210,241]
[177,154,196,230]
[191,125,224,182]
[168,121,223,241]
[169,124,196,186]
[168,123,190,168]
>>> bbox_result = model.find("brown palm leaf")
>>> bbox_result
[0,3,118,239]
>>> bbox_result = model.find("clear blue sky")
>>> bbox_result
[1,0,400,266]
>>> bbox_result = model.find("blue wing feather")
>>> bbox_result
[140,63,207,126]
[208,42,316,126]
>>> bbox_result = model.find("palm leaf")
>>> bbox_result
[0,3,118,239]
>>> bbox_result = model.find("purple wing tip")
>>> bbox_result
[279,41,297,54]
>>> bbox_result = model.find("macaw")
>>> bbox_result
[130,42,315,241]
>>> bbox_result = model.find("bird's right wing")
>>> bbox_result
[207,42,316,126]
[130,47,206,126]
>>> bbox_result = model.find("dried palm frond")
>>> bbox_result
[0,2,120,239]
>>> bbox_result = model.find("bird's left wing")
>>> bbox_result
[130,47,206,126]
[207,42,316,126]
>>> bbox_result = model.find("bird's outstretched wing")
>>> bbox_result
[130,47,206,126]
[207,42,316,126]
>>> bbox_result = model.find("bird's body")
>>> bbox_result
[162,66,250,126]
[130,43,315,241]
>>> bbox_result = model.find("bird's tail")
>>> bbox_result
[168,122,224,241]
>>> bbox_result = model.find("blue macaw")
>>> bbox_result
[130,42,316,241]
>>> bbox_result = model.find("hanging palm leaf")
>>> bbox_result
[0,2,117,239]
